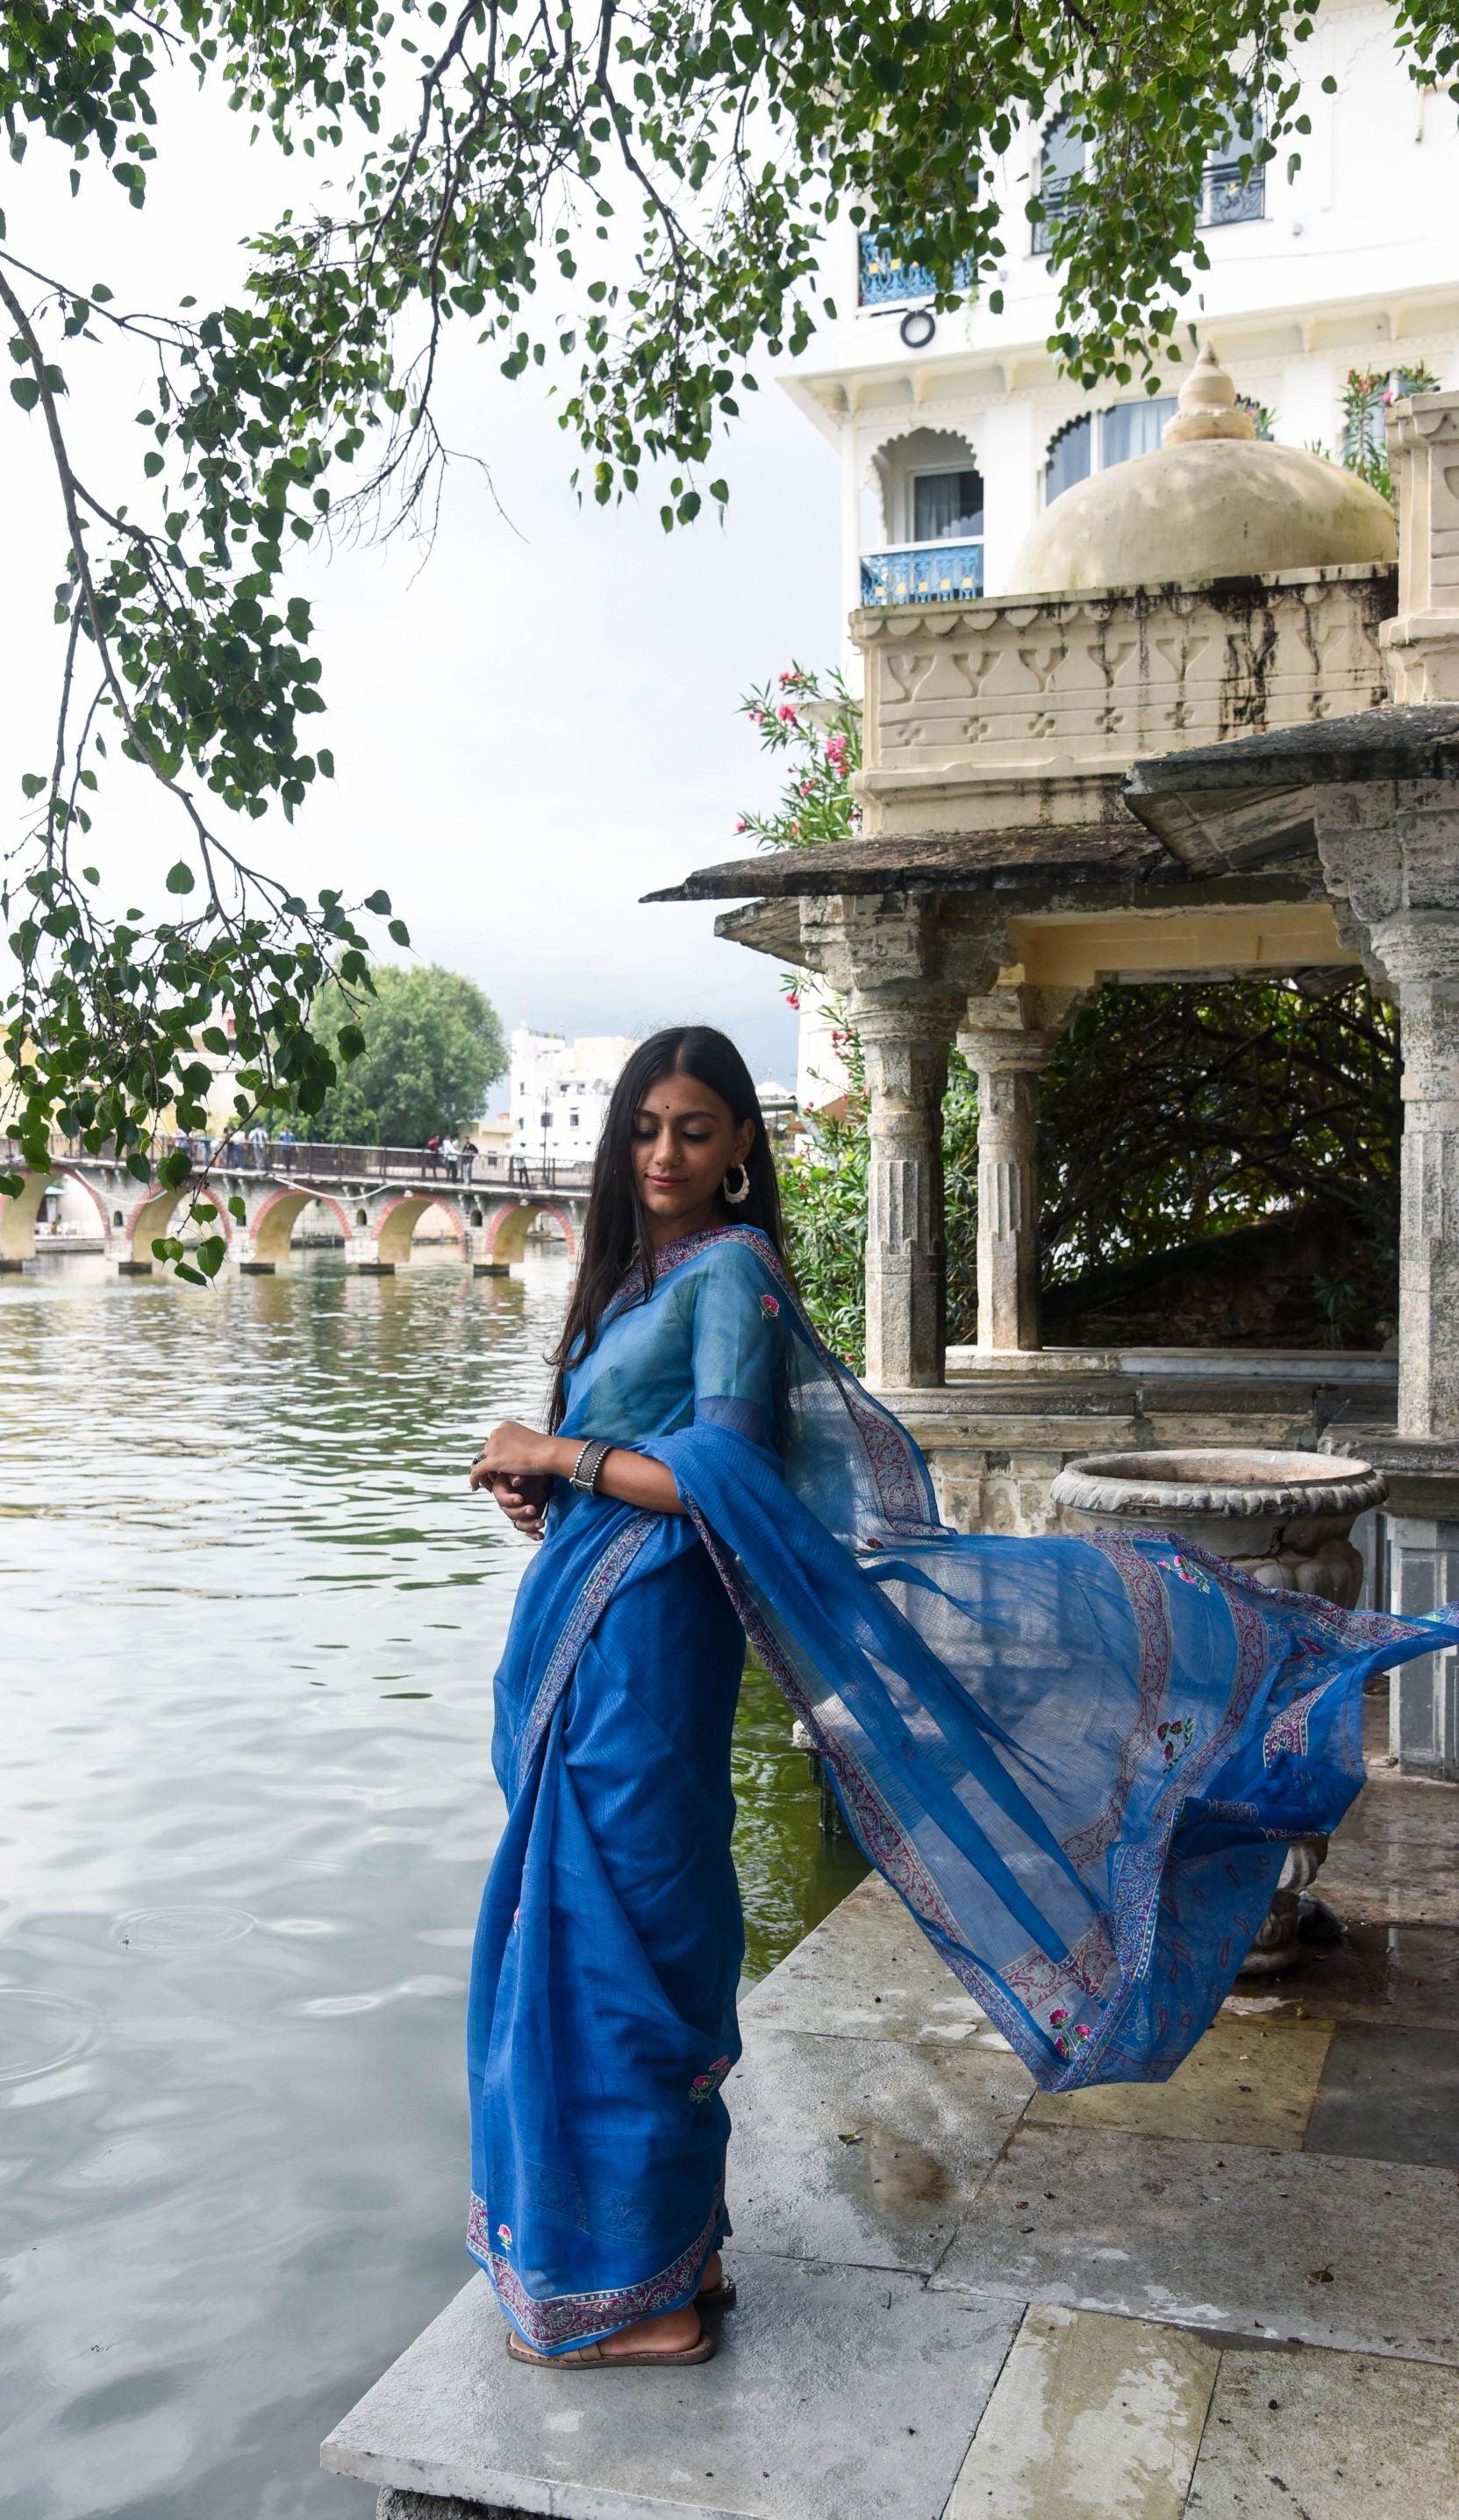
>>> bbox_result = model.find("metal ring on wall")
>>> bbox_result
[899,309,937,350]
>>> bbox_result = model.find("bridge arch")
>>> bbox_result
[1,1163,114,1262]
[53,1165,114,1250]
[484,1199,580,1264]
[122,1178,234,1266]
[374,1192,469,1268]
[251,1187,352,1266]
[0,1171,50,1263]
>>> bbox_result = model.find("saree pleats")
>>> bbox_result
[468,1514,742,2351]
[468,1222,1459,2350]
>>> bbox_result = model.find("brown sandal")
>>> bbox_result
[506,2325,715,2369]
[696,2272,737,2309]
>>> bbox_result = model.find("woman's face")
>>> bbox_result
[631,1068,754,1241]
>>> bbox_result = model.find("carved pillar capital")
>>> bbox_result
[802,891,1008,1006]
[1382,390,1459,705]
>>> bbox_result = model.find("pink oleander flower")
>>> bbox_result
[789,819,802,836]
[785,991,800,1010]
[748,708,764,726]
[826,733,848,761]
[735,819,747,833]
[777,704,798,725]
[798,779,815,797]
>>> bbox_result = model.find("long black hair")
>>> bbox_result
[547,1025,788,1429]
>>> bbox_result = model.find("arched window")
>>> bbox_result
[1042,397,1178,506]
[1045,414,1092,503]
[862,426,986,603]
[1030,109,1085,256]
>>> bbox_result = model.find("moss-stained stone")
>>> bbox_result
[948,2303,1219,2519]
[1027,2017,1334,2151]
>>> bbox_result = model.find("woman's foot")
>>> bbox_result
[598,2302,703,2359]
[696,2250,723,2302]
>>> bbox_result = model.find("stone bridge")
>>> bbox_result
[0,1140,590,1275]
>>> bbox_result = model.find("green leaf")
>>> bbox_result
[164,861,196,895]
[10,378,39,412]
[387,918,411,947]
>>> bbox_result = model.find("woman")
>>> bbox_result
[468,1026,1455,2370]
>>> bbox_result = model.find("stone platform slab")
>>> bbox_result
[326,1745,1459,2520]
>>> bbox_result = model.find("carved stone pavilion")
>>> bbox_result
[653,347,1459,1779]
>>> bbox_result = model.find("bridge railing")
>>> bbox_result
[2,1134,595,1194]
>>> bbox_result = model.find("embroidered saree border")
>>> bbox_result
[468,2186,725,2352]
[511,1510,658,1793]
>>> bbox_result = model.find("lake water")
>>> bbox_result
[0,1252,863,2520]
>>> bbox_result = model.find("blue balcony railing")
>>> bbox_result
[860,541,984,605]
[858,234,974,308]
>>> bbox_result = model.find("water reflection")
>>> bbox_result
[0,1252,862,2519]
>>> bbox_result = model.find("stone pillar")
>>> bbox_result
[1372,911,1459,1442]
[955,997,1059,1353]
[1315,792,1459,1779]
[1381,389,1459,705]
[854,1000,957,1389]
[801,891,1005,1393]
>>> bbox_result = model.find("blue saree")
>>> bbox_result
[468,1222,1459,2352]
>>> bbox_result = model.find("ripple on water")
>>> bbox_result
[0,1988,99,2083]
[111,1907,259,1952]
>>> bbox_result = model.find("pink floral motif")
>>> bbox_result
[689,2053,732,2103]
[1155,1715,1194,1767]
[759,1292,780,1317]
[497,2223,512,2247]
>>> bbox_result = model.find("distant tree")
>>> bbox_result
[308,964,506,1147]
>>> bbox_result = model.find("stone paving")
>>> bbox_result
[324,1703,1459,2520]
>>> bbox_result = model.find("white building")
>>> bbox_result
[779,0,1459,1106]
[510,1029,639,1170]
[782,1,1459,623]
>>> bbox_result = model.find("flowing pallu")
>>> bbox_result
[468,1223,1459,2352]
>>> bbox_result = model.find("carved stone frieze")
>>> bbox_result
[854,564,1394,839]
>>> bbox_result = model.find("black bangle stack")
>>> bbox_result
[569,1437,612,1495]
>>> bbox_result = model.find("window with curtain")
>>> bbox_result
[1099,397,1177,467]
[912,467,984,543]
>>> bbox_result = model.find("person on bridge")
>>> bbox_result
[248,1122,268,1167]
[467,1025,1459,2372]
[459,1138,479,1185]
[276,1126,297,1171]
[441,1135,461,1181]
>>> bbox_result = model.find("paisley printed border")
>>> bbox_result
[1062,1529,1175,1870]
[468,2186,725,2352]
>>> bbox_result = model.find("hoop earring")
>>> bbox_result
[723,1161,751,1206]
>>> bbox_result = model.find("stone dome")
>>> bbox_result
[1005,342,1398,598]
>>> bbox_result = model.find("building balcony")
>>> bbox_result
[1199,161,1266,227]
[860,540,985,605]
[858,235,973,308]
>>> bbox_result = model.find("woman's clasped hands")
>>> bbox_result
[470,1420,556,1541]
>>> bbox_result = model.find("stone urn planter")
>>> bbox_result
[1049,1448,1389,1972]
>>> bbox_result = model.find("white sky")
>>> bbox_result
[1,67,844,1087]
